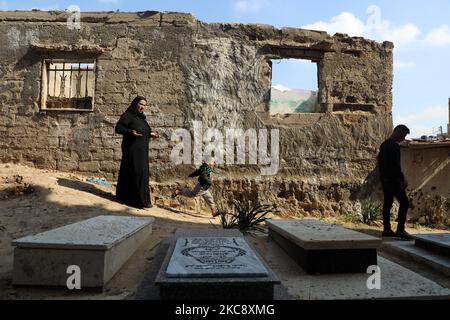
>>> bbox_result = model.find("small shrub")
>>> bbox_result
[360,201,383,225]
[216,200,278,234]
[342,212,360,224]
[216,207,238,229]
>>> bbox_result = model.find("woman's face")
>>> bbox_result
[137,99,147,113]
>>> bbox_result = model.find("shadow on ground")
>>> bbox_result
[57,178,115,202]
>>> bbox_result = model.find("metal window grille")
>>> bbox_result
[45,61,95,110]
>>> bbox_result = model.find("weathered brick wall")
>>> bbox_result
[0,11,394,216]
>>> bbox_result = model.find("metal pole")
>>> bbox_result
[53,64,57,97]
[69,65,73,98]
[85,65,89,98]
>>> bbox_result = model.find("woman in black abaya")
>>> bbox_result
[115,96,158,209]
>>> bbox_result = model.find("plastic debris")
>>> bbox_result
[86,177,111,187]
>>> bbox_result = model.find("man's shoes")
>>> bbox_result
[382,230,396,237]
[395,230,413,240]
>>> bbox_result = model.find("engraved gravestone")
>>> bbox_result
[166,237,268,278]
[155,229,280,300]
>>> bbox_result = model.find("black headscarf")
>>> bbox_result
[127,95,147,119]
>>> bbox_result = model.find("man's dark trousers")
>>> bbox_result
[381,180,409,232]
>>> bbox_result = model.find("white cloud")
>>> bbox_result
[394,60,416,70]
[302,7,421,47]
[396,105,447,124]
[425,24,450,46]
[395,105,448,138]
[374,22,421,47]
[272,84,291,92]
[0,1,7,8]
[403,124,435,139]
[303,12,365,37]
[234,0,268,14]
[31,4,60,10]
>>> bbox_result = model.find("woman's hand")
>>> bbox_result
[151,132,159,139]
[132,130,143,137]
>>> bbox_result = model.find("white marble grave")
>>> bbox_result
[166,237,269,278]
[12,215,154,287]
[266,219,381,250]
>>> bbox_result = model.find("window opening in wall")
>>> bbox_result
[41,60,96,111]
[270,58,320,114]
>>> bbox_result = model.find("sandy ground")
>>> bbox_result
[0,163,448,300]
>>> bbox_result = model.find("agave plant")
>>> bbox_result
[215,200,278,234]
[216,207,238,229]
[360,201,383,225]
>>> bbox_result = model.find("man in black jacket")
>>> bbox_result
[377,125,412,239]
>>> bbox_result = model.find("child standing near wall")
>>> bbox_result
[172,158,218,217]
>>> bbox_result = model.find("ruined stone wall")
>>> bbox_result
[0,11,394,216]
[401,144,450,227]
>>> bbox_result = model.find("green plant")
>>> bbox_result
[216,200,278,234]
[360,201,383,225]
[216,207,238,229]
[342,212,360,224]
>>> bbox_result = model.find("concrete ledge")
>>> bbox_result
[382,240,450,277]
[413,234,450,258]
[12,215,154,287]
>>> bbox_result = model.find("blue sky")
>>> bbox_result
[1,0,449,138]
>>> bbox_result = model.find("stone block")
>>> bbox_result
[12,215,154,287]
[92,149,114,161]
[102,137,122,149]
[267,219,381,274]
[383,239,450,277]
[100,160,119,173]
[414,233,450,258]
[160,12,196,27]
[79,161,99,172]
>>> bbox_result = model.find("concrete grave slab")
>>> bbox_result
[266,219,382,250]
[12,215,154,287]
[413,233,450,258]
[383,239,450,277]
[155,229,280,300]
[166,237,269,278]
[266,219,381,274]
